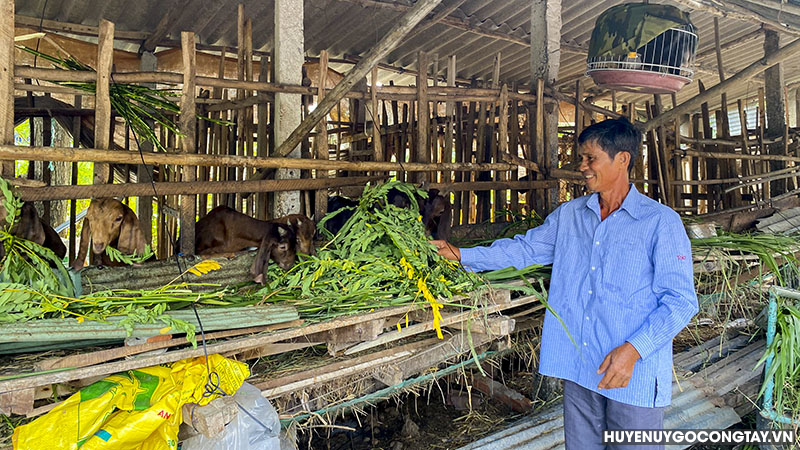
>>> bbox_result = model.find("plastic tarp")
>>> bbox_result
[13,354,249,450]
[588,3,693,59]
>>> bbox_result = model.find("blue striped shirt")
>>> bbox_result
[460,185,698,407]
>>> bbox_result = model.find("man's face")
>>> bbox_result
[578,140,629,193]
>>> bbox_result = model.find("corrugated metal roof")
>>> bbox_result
[13,0,800,112]
[458,336,765,450]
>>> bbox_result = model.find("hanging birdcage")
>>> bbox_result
[586,3,698,94]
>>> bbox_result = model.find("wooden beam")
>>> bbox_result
[139,0,184,53]
[0,0,14,177]
[0,145,518,171]
[93,19,113,185]
[16,176,386,202]
[179,32,197,255]
[266,0,444,165]
[668,0,800,36]
[14,14,149,41]
[641,36,800,132]
[336,0,585,53]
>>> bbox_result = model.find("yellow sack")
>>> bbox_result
[13,354,249,450]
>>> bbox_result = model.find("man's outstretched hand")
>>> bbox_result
[597,342,641,390]
[431,240,461,261]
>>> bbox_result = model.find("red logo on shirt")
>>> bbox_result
[677,255,686,261]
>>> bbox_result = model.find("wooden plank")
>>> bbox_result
[343,290,524,356]
[183,395,237,438]
[374,332,493,386]
[35,320,304,371]
[255,338,437,397]
[448,316,515,337]
[93,19,114,185]
[0,0,13,177]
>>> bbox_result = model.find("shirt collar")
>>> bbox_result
[585,183,642,220]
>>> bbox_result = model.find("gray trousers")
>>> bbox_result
[563,380,665,450]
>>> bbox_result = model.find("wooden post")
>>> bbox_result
[714,17,738,207]
[509,82,520,213]
[443,55,456,195]
[94,20,114,185]
[314,51,329,223]
[758,87,769,199]
[179,32,197,255]
[690,113,700,213]
[0,0,13,177]
[256,54,270,219]
[138,51,156,245]
[531,0,562,211]
[698,81,718,211]
[69,96,81,262]
[475,81,489,222]
[489,53,502,222]
[765,29,787,196]
[416,51,429,184]
[498,84,509,220]
[371,66,383,167]
[463,80,477,223]
[534,78,546,216]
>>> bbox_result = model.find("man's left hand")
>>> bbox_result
[596,342,641,390]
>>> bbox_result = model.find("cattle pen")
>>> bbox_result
[2,0,800,448]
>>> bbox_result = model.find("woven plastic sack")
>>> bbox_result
[13,354,249,450]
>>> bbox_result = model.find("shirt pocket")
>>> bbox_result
[602,237,650,296]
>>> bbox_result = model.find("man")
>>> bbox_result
[433,118,697,450]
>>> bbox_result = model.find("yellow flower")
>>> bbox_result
[417,277,444,339]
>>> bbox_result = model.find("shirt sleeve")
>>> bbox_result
[627,210,699,360]
[460,205,562,272]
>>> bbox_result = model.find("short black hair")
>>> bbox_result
[577,117,642,171]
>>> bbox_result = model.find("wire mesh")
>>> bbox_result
[587,24,698,80]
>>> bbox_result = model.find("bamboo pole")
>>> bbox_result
[93,20,113,185]
[0,145,520,171]
[179,32,197,255]
[17,176,386,202]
